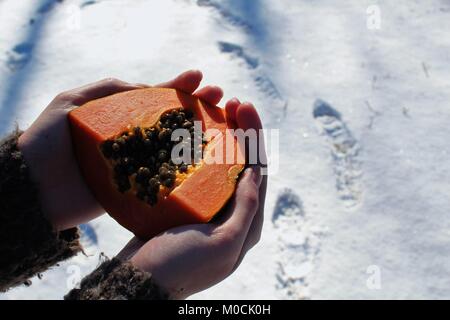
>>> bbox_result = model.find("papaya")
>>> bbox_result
[68,88,245,239]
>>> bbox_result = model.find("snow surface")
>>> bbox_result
[1,0,450,299]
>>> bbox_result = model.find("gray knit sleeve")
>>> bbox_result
[0,130,82,292]
[64,258,169,300]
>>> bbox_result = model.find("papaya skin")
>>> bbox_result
[68,88,244,239]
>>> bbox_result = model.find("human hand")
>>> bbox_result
[18,70,224,231]
[117,100,267,299]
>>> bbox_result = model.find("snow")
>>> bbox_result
[1,0,450,299]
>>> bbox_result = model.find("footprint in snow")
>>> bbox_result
[197,1,288,122]
[313,99,363,208]
[81,0,97,8]
[196,0,253,32]
[272,189,323,299]
[218,41,259,69]
[217,41,288,121]
[5,42,34,72]
[4,0,65,72]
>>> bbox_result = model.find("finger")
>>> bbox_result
[58,78,145,106]
[231,102,268,270]
[225,98,240,123]
[232,175,267,272]
[236,102,266,233]
[194,85,223,106]
[155,70,203,94]
[236,102,267,166]
[247,176,267,248]
[236,102,263,131]
[216,166,262,242]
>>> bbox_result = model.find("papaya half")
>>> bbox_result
[68,88,245,239]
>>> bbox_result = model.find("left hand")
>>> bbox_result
[18,70,224,231]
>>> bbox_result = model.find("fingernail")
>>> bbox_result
[248,165,262,186]
[211,86,224,94]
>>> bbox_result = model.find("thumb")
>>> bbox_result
[216,166,262,241]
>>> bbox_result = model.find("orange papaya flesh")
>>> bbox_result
[68,88,245,239]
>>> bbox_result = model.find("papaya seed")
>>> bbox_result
[112,142,120,152]
[117,137,126,146]
[182,121,193,129]
[157,149,168,162]
[176,114,184,124]
[179,163,188,173]
[138,167,151,177]
[162,177,175,188]
[161,162,170,169]
[148,178,160,191]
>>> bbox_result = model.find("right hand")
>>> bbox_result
[118,100,267,299]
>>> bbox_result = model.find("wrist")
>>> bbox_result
[130,256,185,299]
[17,131,61,230]
[17,129,104,231]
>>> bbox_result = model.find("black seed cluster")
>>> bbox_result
[101,108,207,206]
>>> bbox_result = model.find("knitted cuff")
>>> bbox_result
[65,258,169,300]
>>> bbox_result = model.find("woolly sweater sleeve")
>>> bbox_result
[0,130,82,291]
[0,131,168,300]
